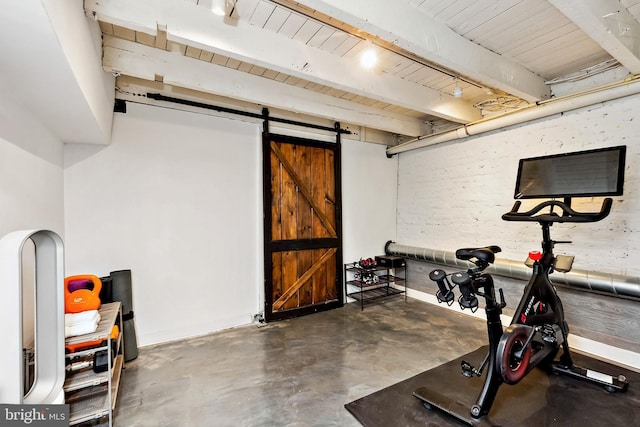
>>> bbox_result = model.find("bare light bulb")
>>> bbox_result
[360,48,378,69]
[211,0,226,16]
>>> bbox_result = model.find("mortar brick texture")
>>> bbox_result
[397,96,640,277]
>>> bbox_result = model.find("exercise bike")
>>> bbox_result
[415,197,629,422]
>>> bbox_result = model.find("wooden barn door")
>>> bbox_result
[263,132,343,321]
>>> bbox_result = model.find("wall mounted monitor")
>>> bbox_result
[514,145,626,199]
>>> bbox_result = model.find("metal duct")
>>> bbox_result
[385,242,640,301]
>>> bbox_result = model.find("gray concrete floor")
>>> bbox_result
[114,298,487,427]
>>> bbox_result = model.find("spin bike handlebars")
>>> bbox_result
[429,246,502,311]
[502,198,612,223]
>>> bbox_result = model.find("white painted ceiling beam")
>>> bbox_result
[549,0,640,74]
[85,0,481,124]
[293,0,551,102]
[103,36,431,136]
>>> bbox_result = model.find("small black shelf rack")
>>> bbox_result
[344,260,407,310]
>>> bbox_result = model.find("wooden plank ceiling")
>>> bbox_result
[86,0,640,140]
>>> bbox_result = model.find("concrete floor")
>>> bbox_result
[114,298,488,426]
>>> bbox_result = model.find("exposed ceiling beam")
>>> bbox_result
[292,0,551,102]
[549,0,640,74]
[85,0,481,124]
[103,36,431,136]
[115,76,401,146]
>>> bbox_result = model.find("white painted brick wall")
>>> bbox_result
[397,94,640,277]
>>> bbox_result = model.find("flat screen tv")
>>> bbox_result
[514,145,626,199]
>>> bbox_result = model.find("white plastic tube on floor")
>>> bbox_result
[387,76,640,155]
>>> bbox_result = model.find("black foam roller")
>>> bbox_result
[110,269,138,361]
[99,276,113,304]
[110,270,133,314]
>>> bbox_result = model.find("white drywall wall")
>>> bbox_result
[341,139,398,262]
[0,135,64,355]
[0,137,64,238]
[397,94,640,277]
[64,103,261,346]
[63,104,398,345]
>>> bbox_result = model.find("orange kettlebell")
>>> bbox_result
[65,275,102,313]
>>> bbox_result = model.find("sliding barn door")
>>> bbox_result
[263,133,343,321]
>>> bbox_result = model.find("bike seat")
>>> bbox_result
[456,246,501,264]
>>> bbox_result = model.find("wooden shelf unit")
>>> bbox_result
[64,302,123,426]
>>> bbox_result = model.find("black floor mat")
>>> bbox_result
[345,346,640,426]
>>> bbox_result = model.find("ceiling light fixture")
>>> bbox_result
[211,0,226,16]
[360,44,378,69]
[452,77,463,98]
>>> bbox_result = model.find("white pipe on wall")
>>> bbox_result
[387,75,640,155]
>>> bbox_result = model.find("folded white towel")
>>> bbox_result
[65,321,100,338]
[64,310,101,338]
[65,310,100,326]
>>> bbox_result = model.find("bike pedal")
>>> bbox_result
[541,324,559,344]
[461,360,474,378]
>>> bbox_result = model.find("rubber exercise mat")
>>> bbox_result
[110,269,139,361]
[344,346,640,426]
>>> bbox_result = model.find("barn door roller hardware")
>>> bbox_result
[145,93,351,135]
